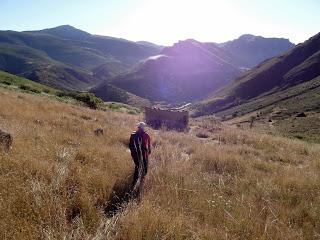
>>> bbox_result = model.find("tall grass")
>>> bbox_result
[0,88,320,239]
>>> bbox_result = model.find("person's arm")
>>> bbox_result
[129,134,134,149]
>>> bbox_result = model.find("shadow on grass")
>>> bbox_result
[104,173,144,218]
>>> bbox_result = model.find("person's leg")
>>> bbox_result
[143,156,148,176]
[134,165,139,181]
[132,157,140,186]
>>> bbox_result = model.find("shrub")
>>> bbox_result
[2,80,12,85]
[232,111,238,117]
[73,92,103,109]
[128,110,139,115]
[56,91,67,98]
[19,84,41,94]
[108,103,122,110]
[43,88,51,94]
[19,84,32,91]
[55,91,104,109]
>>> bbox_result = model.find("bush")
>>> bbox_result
[108,103,120,110]
[232,111,238,117]
[2,80,12,85]
[55,91,103,109]
[19,84,41,94]
[128,110,139,115]
[56,91,67,98]
[73,92,104,109]
[43,88,51,94]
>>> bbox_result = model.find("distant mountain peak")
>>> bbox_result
[45,25,86,32]
[175,39,201,46]
[236,34,293,43]
[160,39,202,56]
[36,25,91,40]
[50,25,76,30]
[238,34,260,42]
[219,34,295,67]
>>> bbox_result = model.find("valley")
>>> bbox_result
[0,25,294,105]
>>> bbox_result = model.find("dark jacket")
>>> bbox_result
[129,130,151,161]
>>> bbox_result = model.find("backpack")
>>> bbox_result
[129,132,143,164]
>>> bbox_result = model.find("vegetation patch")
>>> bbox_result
[0,70,57,95]
[56,91,104,109]
[19,84,41,94]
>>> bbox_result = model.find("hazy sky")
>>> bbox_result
[0,0,319,45]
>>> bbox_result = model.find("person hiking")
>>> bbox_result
[129,122,151,188]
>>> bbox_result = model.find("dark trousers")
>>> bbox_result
[133,155,148,185]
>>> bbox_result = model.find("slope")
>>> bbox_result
[220,34,295,68]
[0,70,58,94]
[90,82,150,107]
[209,75,320,143]
[108,39,241,103]
[1,84,320,239]
[104,35,294,104]
[30,25,161,66]
[195,32,320,116]
[0,25,162,91]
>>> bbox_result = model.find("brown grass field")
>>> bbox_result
[1,87,320,239]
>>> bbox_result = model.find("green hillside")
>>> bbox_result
[90,82,150,107]
[0,70,145,115]
[0,26,162,91]
[0,70,58,94]
[0,35,106,90]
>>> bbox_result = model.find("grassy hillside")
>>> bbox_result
[1,85,320,239]
[0,70,58,94]
[33,25,161,66]
[196,32,320,116]
[90,82,151,108]
[0,70,145,112]
[0,41,103,90]
[209,75,320,143]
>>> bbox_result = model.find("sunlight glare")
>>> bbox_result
[110,0,246,45]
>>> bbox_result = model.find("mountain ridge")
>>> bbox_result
[0,25,162,95]
[102,39,241,103]
[95,36,294,103]
[194,32,320,116]
[0,26,296,105]
[219,34,294,67]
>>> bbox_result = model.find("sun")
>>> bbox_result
[110,0,244,45]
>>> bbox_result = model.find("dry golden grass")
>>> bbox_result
[1,88,320,239]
